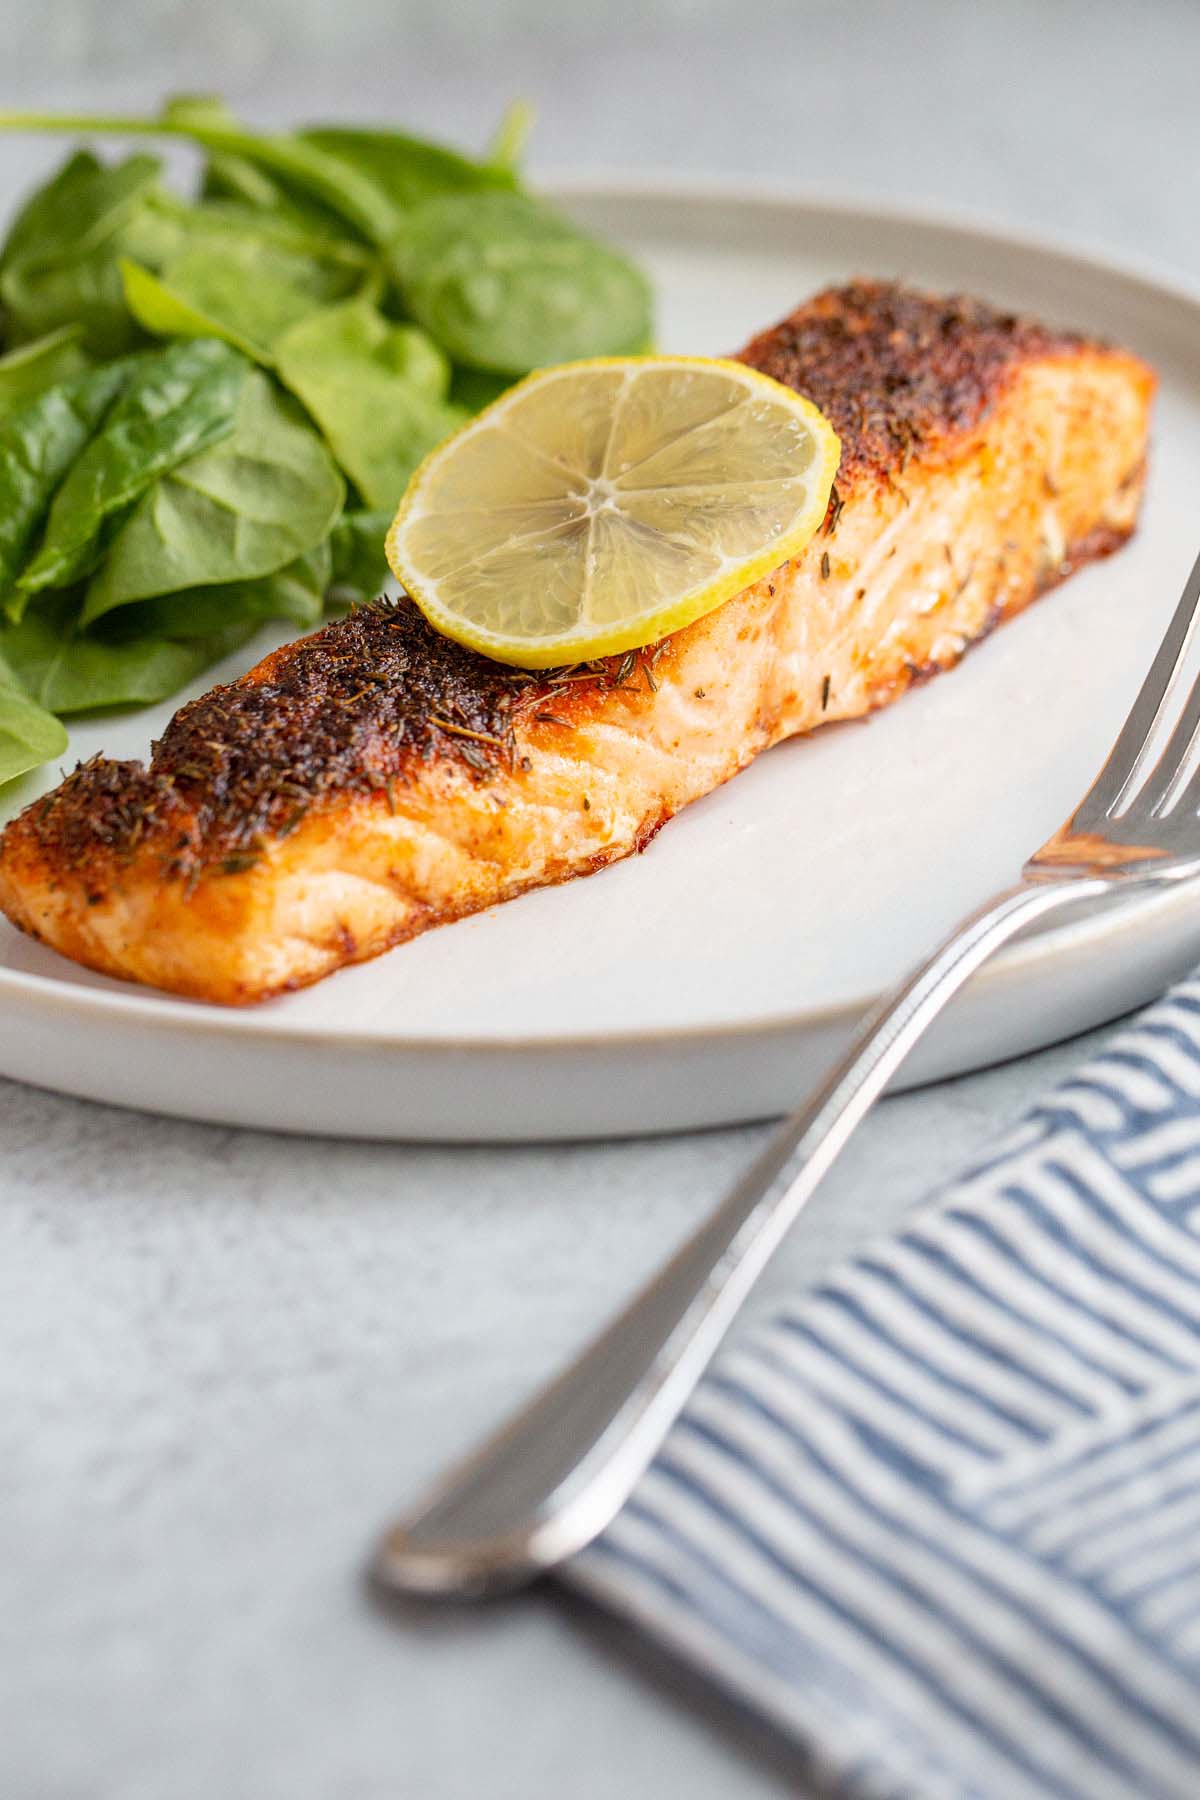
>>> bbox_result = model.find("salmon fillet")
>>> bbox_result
[0,282,1155,1004]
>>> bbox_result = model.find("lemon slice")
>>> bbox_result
[385,355,840,668]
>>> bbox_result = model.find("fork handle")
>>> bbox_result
[371,873,1109,1598]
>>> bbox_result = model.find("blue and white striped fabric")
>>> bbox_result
[567,979,1200,1799]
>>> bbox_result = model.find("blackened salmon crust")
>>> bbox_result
[739,280,1086,486]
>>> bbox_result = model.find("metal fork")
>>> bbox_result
[371,547,1200,1601]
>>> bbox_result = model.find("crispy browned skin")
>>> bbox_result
[0,282,1156,1003]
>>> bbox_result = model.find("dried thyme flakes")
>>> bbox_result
[23,600,684,884]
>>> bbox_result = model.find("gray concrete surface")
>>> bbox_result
[2,2,1199,1795]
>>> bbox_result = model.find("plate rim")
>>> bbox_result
[1,175,1197,1056]
[0,881,1190,1054]
[549,168,1200,321]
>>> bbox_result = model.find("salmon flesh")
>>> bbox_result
[0,282,1156,1003]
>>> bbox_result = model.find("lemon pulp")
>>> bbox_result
[386,355,841,669]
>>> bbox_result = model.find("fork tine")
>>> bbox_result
[1139,660,1200,816]
[1141,670,1200,824]
[1081,547,1200,820]
[1148,756,1200,831]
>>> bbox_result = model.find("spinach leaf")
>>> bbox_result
[0,149,160,272]
[199,145,351,237]
[275,297,464,508]
[128,539,331,637]
[173,93,517,221]
[448,365,512,413]
[297,126,517,213]
[0,650,68,783]
[0,360,130,598]
[166,96,341,232]
[391,192,653,374]
[0,149,101,272]
[158,93,246,131]
[329,508,392,604]
[121,230,359,364]
[3,242,139,357]
[83,368,344,620]
[0,327,90,418]
[121,257,261,358]
[153,191,374,273]
[1,592,256,714]
[18,337,248,601]
[0,151,167,353]
[185,133,397,245]
[0,108,401,246]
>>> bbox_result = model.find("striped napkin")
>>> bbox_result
[567,978,1200,1800]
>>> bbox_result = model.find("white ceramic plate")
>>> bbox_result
[1,180,1199,1141]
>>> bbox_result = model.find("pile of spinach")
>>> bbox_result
[0,97,653,784]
